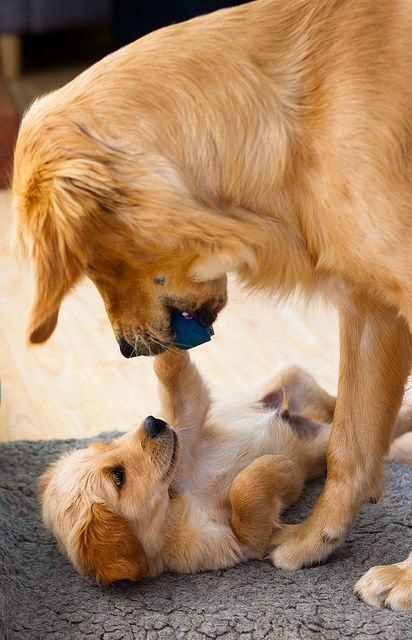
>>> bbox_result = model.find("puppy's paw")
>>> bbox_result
[230,456,293,558]
[268,520,345,570]
[354,563,412,612]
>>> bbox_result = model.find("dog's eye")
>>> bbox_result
[112,467,125,488]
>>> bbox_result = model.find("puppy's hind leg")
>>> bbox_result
[260,365,333,481]
[229,455,297,558]
[259,365,335,425]
[388,403,412,466]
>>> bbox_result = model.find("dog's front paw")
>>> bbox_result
[268,520,345,570]
[355,563,412,612]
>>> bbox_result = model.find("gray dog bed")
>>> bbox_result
[0,434,411,640]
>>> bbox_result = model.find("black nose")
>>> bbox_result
[144,415,167,438]
[118,337,139,358]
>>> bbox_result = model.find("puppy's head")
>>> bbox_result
[39,416,178,584]
[11,101,254,355]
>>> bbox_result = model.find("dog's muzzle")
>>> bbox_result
[118,337,139,358]
[117,336,167,358]
[144,415,167,438]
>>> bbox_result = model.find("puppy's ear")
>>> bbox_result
[37,463,56,502]
[73,503,150,585]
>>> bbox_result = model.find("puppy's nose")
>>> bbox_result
[144,415,167,438]
[118,337,139,358]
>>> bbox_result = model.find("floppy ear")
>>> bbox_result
[73,503,150,585]
[28,219,85,344]
[37,463,56,502]
[18,157,115,344]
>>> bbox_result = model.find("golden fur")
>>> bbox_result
[39,351,336,583]
[12,0,412,609]
[39,351,412,588]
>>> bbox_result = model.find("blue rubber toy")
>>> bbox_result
[171,310,214,350]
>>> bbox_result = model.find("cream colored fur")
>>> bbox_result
[39,352,333,583]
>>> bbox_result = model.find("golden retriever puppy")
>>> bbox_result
[12,0,412,608]
[39,351,336,584]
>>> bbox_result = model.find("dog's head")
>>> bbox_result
[11,102,256,356]
[39,416,178,584]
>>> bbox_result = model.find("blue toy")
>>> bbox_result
[171,310,214,350]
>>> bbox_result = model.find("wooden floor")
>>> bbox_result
[1,188,411,463]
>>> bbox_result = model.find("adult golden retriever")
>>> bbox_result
[12,0,412,610]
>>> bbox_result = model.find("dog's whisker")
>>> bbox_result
[146,330,170,355]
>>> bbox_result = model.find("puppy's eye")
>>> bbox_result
[154,275,167,286]
[112,467,125,488]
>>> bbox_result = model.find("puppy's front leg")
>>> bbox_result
[154,349,210,436]
[230,455,294,558]
[271,295,412,570]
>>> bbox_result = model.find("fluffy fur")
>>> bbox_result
[39,351,412,590]
[12,0,412,609]
[39,351,336,583]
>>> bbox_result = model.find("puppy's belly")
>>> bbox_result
[191,414,297,505]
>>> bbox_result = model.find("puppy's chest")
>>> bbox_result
[175,489,232,532]
[172,469,231,525]
[174,424,282,519]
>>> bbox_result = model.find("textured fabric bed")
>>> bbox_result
[0,434,411,640]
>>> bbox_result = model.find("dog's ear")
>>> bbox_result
[16,157,114,344]
[37,463,57,502]
[27,216,85,344]
[73,503,150,585]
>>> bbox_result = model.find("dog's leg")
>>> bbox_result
[270,296,412,570]
[154,348,210,436]
[230,454,295,558]
[391,404,412,439]
[259,365,336,424]
[354,550,412,612]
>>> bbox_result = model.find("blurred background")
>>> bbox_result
[0,1,246,187]
[0,1,409,464]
